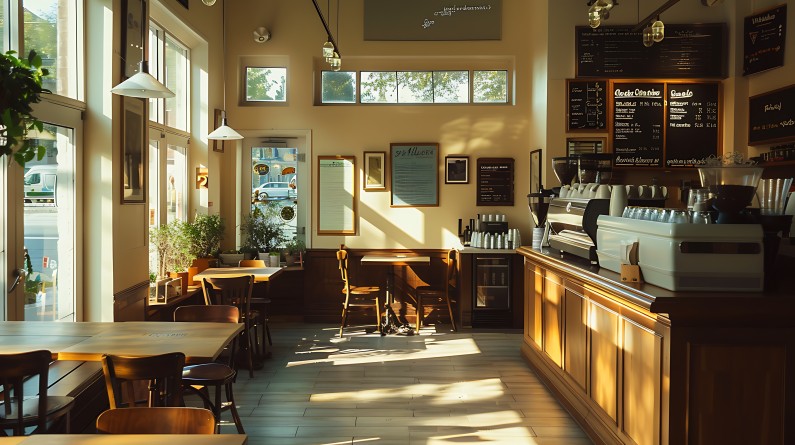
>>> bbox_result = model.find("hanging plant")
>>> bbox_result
[0,50,50,166]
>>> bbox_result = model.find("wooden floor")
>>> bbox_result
[201,321,592,445]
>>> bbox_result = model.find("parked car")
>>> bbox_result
[254,181,296,200]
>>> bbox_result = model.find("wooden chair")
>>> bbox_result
[101,352,186,408]
[0,350,75,436]
[174,305,245,433]
[201,275,257,377]
[96,407,215,434]
[238,259,273,349]
[414,249,458,331]
[337,245,382,337]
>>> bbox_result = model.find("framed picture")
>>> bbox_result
[121,0,145,79]
[121,96,147,203]
[390,143,439,207]
[363,151,386,191]
[530,149,542,193]
[212,109,224,153]
[317,156,357,235]
[445,156,469,184]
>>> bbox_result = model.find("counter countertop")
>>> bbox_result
[518,245,795,322]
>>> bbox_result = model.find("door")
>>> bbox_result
[2,103,81,321]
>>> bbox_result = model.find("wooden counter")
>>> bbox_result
[518,246,794,445]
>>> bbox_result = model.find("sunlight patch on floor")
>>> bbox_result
[309,377,505,406]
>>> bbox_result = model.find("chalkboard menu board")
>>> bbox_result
[576,24,727,79]
[567,79,607,131]
[665,82,721,167]
[612,82,664,167]
[744,5,787,76]
[749,84,795,145]
[364,0,502,41]
[477,158,514,206]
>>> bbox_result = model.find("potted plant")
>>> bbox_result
[0,50,50,166]
[149,220,192,294]
[241,203,287,260]
[185,212,224,271]
[283,237,306,266]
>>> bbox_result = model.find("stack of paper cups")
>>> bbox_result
[532,227,544,250]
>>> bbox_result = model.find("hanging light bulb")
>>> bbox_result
[642,25,654,47]
[589,16,601,28]
[329,52,341,71]
[202,0,216,5]
[588,5,602,28]
[652,17,665,43]
[322,40,335,58]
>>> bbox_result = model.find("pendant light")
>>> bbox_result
[111,0,174,98]
[208,0,243,141]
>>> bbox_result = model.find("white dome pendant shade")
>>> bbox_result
[207,111,243,140]
[111,61,175,98]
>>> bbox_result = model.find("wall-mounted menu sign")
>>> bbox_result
[476,158,514,206]
[665,82,721,167]
[363,0,501,41]
[567,79,607,131]
[390,143,439,207]
[317,156,357,235]
[611,82,664,167]
[576,24,727,79]
[744,4,787,76]
[749,84,795,146]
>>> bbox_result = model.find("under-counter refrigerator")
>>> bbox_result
[472,254,513,327]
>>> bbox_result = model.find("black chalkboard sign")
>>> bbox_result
[665,82,721,167]
[611,82,665,167]
[576,24,727,79]
[364,0,502,41]
[744,5,787,76]
[476,158,514,206]
[567,79,607,131]
[749,84,795,145]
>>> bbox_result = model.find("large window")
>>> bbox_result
[22,0,81,99]
[149,22,189,130]
[322,70,506,105]
[245,67,287,102]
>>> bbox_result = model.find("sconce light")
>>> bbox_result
[651,17,665,42]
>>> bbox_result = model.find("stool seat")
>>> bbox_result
[182,363,236,385]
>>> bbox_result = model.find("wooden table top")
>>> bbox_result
[194,266,284,282]
[0,434,247,444]
[0,321,243,365]
[360,255,431,266]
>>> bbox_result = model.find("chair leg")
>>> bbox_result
[340,304,349,337]
[225,381,245,434]
[375,296,381,329]
[416,295,422,331]
[446,297,457,331]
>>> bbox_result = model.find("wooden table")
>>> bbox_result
[360,255,431,303]
[194,266,284,283]
[0,321,243,365]
[0,434,247,444]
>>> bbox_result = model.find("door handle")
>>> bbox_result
[7,268,28,293]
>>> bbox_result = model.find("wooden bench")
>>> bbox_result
[19,360,108,433]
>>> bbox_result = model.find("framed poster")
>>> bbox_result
[212,109,224,153]
[121,96,147,203]
[363,151,386,191]
[529,149,542,193]
[566,79,607,131]
[476,157,514,206]
[445,156,469,184]
[743,5,787,76]
[121,0,145,79]
[317,156,357,235]
[390,143,439,207]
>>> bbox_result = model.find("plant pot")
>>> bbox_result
[192,257,214,273]
[219,253,244,266]
[168,271,189,296]
[187,266,199,286]
[285,254,297,266]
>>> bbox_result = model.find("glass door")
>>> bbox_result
[474,256,511,310]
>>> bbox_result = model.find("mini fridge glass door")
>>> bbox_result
[474,256,511,310]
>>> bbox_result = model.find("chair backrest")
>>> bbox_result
[0,350,52,435]
[201,275,254,312]
[174,304,239,323]
[101,352,186,408]
[446,249,458,286]
[239,259,266,267]
[96,407,216,434]
[336,245,350,290]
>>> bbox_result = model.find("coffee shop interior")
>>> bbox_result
[2,0,795,443]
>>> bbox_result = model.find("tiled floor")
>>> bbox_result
[213,322,593,445]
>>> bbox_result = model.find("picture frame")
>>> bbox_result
[363,151,386,191]
[445,156,469,184]
[529,149,542,193]
[317,156,358,235]
[121,96,147,203]
[121,0,145,79]
[390,143,439,207]
[212,109,224,153]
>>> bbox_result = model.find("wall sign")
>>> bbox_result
[744,4,787,76]
[749,84,795,146]
[364,0,501,41]
[390,143,439,207]
[576,24,727,79]
[665,82,721,167]
[567,79,607,131]
[477,158,514,206]
[317,156,357,235]
[611,82,665,167]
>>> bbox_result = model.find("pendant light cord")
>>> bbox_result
[221,0,227,117]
